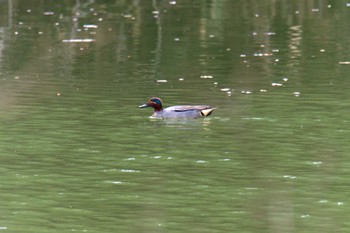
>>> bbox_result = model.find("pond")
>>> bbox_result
[0,1,350,232]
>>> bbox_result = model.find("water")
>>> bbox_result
[1,1,350,232]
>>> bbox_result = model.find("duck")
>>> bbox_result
[139,97,216,118]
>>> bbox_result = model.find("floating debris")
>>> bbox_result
[241,90,252,94]
[272,82,283,86]
[307,161,322,166]
[200,75,213,79]
[260,89,267,92]
[124,157,136,161]
[83,24,98,29]
[43,11,54,15]
[283,77,288,82]
[220,88,230,92]
[338,61,350,65]
[174,37,180,41]
[156,79,167,83]
[169,1,177,5]
[253,53,273,57]
[62,39,95,43]
[121,169,140,173]
[293,91,301,97]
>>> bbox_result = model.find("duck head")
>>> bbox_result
[139,97,163,111]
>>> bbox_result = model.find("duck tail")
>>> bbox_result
[201,108,216,117]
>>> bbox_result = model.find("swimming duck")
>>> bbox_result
[139,97,216,118]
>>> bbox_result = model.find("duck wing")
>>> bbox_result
[165,105,213,112]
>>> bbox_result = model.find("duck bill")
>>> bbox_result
[139,103,149,108]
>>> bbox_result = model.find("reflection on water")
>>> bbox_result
[0,1,350,232]
[147,117,214,129]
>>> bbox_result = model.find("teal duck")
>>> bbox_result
[139,97,216,118]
